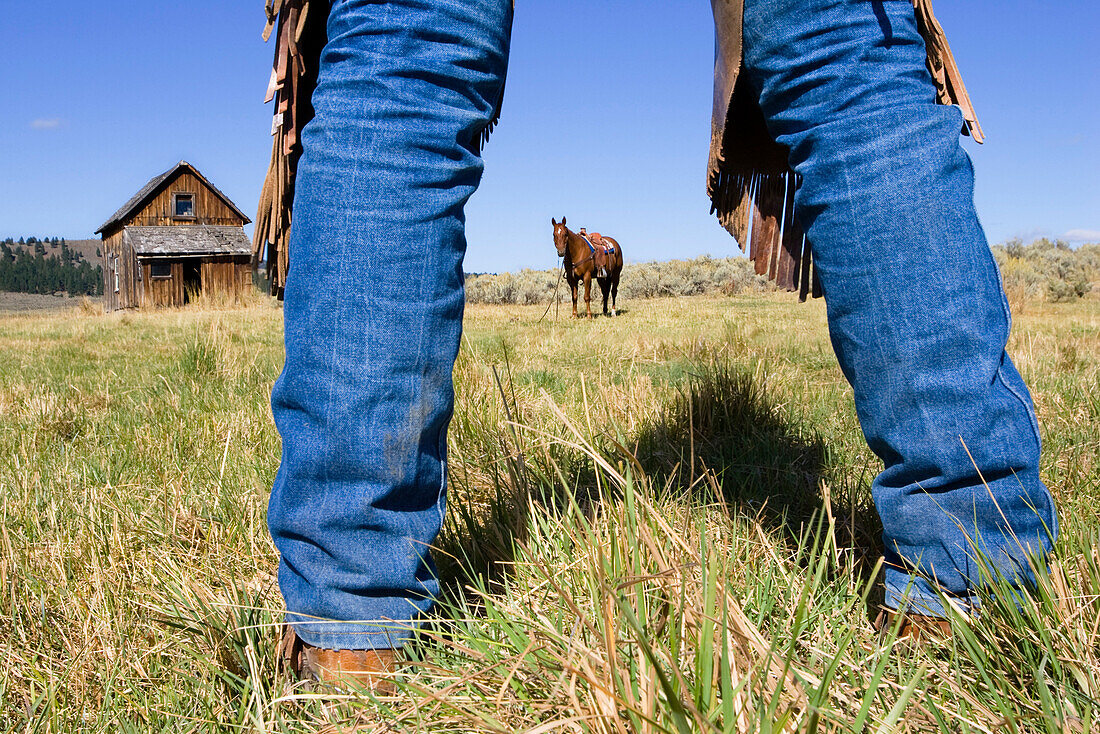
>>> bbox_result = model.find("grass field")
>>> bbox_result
[0,291,1097,732]
[0,292,87,314]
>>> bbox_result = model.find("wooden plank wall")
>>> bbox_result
[99,166,250,310]
[128,172,246,227]
[101,231,253,310]
[101,230,140,312]
[129,256,251,309]
[200,256,252,299]
[102,232,117,312]
[142,262,185,308]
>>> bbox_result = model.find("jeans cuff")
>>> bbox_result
[884,568,978,618]
[286,613,419,650]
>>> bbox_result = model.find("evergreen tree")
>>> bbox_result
[0,243,105,296]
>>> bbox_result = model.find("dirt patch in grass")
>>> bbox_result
[0,291,88,313]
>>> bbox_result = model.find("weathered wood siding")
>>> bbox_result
[200,257,252,298]
[127,171,247,227]
[131,256,250,309]
[99,164,251,311]
[101,229,140,312]
[142,262,185,308]
[102,230,118,312]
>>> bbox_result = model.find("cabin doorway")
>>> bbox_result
[183,261,202,304]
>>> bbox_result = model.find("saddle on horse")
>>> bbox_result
[584,233,617,278]
[590,232,615,252]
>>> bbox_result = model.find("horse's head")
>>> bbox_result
[551,216,568,257]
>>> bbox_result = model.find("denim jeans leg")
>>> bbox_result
[268,0,512,650]
[741,0,1057,613]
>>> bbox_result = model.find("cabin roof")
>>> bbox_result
[95,161,250,234]
[123,225,253,257]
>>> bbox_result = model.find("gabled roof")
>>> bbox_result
[95,161,250,234]
[123,225,252,257]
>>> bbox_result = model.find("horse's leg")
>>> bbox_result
[583,273,593,319]
[570,278,578,318]
[611,271,619,316]
[598,278,609,315]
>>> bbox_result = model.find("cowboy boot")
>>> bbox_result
[278,626,398,694]
[873,607,953,644]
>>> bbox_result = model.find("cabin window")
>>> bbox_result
[150,262,172,279]
[173,193,195,218]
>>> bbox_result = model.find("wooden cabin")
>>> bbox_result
[96,161,253,311]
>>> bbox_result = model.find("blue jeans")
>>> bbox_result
[269,0,1056,650]
[267,0,512,650]
[740,0,1057,614]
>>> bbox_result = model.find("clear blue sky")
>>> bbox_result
[2,1,1097,273]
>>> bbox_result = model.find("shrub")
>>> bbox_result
[465,240,1099,306]
[992,238,1097,303]
[465,256,773,305]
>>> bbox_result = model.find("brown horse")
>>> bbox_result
[551,217,624,318]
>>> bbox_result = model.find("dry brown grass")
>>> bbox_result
[0,292,1097,731]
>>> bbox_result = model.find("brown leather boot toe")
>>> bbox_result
[874,608,953,644]
[279,627,398,694]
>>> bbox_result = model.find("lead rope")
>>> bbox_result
[537,258,566,324]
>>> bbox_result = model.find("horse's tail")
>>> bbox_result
[607,237,624,270]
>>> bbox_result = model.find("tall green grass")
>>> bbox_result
[0,293,1097,732]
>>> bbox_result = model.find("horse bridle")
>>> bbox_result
[571,232,602,273]
[553,225,569,259]
[556,226,598,275]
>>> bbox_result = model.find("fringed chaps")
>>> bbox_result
[252,0,327,298]
[707,0,983,301]
[252,0,507,298]
[254,0,978,302]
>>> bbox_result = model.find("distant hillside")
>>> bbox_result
[1,237,101,264]
[63,239,103,264]
[0,237,103,296]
